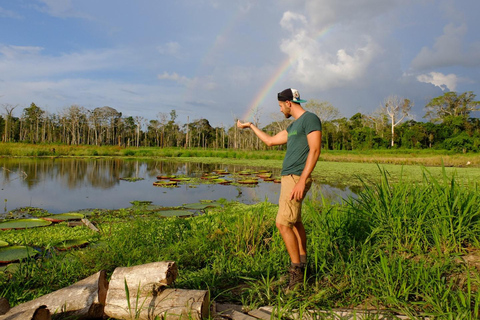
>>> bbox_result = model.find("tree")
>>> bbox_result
[305,99,341,122]
[2,104,17,142]
[425,91,480,123]
[382,95,412,147]
[22,103,45,143]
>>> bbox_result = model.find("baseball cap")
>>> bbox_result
[277,88,307,104]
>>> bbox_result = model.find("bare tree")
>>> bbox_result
[305,99,341,122]
[382,95,413,147]
[2,104,17,142]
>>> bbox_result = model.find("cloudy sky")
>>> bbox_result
[1,0,479,127]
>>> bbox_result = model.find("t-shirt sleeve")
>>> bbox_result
[304,113,322,134]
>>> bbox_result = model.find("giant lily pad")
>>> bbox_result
[0,218,52,230]
[0,246,39,263]
[182,202,222,210]
[153,180,177,187]
[157,175,175,180]
[238,179,259,185]
[54,239,89,251]
[0,240,8,247]
[41,213,84,223]
[169,177,191,182]
[212,178,232,185]
[158,210,195,217]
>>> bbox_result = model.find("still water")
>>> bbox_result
[0,158,356,214]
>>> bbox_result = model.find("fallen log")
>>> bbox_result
[0,270,107,320]
[0,305,50,320]
[104,288,209,320]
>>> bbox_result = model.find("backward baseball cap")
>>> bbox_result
[277,88,307,104]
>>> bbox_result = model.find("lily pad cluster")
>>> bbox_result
[0,212,88,265]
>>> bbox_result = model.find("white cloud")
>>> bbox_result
[0,6,22,19]
[0,45,132,79]
[35,0,92,19]
[416,72,458,91]
[278,11,381,90]
[411,23,480,70]
[157,42,181,56]
[157,72,217,91]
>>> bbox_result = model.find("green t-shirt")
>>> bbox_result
[281,111,322,176]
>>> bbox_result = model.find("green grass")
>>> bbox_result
[1,168,480,318]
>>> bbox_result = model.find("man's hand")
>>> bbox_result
[290,180,306,201]
[237,120,252,129]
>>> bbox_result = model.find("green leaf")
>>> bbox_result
[0,218,52,230]
[0,246,39,263]
[158,210,195,217]
[41,213,84,222]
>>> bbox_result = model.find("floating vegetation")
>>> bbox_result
[170,177,191,182]
[119,177,145,182]
[0,245,39,263]
[156,175,176,180]
[130,200,153,206]
[273,177,281,183]
[257,172,272,179]
[0,218,52,230]
[263,177,275,182]
[157,210,195,218]
[237,179,259,185]
[153,180,178,187]
[41,213,84,223]
[0,240,8,247]
[201,174,219,180]
[237,170,252,175]
[182,202,222,210]
[213,169,229,175]
[212,178,232,185]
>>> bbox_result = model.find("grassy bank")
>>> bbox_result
[1,142,480,167]
[1,169,480,318]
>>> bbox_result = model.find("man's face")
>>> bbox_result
[279,101,292,118]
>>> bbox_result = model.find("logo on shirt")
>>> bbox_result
[288,130,297,137]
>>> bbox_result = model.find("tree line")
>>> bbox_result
[1,91,479,152]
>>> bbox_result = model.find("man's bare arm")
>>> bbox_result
[237,120,287,146]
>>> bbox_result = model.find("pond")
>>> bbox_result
[0,158,357,215]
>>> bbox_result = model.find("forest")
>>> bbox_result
[1,91,479,152]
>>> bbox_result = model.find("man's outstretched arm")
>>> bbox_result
[237,120,288,147]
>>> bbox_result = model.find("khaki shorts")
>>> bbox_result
[276,174,313,228]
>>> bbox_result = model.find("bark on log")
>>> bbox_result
[0,270,107,320]
[105,261,178,299]
[0,298,10,315]
[0,305,51,320]
[104,288,209,320]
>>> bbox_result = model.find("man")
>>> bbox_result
[237,88,322,290]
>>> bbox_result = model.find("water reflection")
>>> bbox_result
[0,158,357,214]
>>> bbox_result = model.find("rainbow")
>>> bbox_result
[241,25,334,121]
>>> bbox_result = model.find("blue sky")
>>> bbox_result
[1,0,479,127]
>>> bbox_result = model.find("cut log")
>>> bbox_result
[0,270,107,320]
[0,298,10,315]
[104,288,209,320]
[0,305,51,320]
[106,261,178,298]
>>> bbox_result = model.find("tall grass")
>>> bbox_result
[1,168,480,318]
